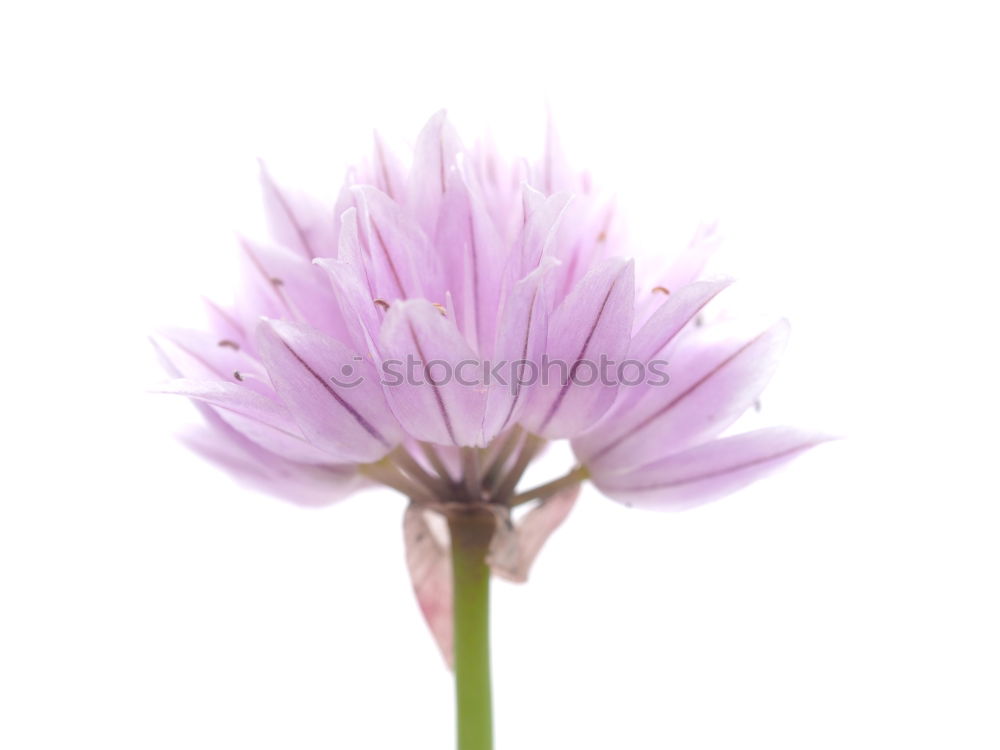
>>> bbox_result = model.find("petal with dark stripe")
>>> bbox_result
[628,278,733,364]
[258,160,337,260]
[520,258,634,439]
[482,259,556,441]
[151,379,333,464]
[378,299,486,447]
[575,319,790,472]
[256,319,401,462]
[406,110,462,233]
[592,427,833,510]
[352,186,442,303]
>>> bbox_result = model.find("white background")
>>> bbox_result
[2,1,998,748]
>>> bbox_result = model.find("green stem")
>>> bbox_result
[448,513,494,750]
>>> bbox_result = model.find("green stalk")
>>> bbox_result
[448,513,495,750]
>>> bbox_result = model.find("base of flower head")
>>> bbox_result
[359,427,585,520]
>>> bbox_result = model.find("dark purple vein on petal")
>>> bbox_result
[370,218,408,299]
[279,340,389,447]
[589,329,771,463]
[638,284,725,361]
[260,166,318,260]
[499,287,538,431]
[408,320,457,445]
[240,240,301,321]
[537,278,618,433]
[194,398,310,442]
[204,299,246,340]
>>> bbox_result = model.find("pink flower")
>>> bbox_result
[154,111,829,663]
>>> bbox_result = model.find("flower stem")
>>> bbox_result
[448,512,495,750]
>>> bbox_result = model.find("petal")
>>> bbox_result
[256,319,401,463]
[258,160,337,260]
[152,379,333,464]
[153,340,353,491]
[179,426,360,507]
[536,114,579,195]
[236,236,347,339]
[520,258,635,439]
[378,300,486,446]
[656,221,723,293]
[575,319,790,472]
[202,298,249,350]
[514,187,572,279]
[403,504,453,668]
[406,110,462,233]
[592,427,834,510]
[352,185,443,303]
[482,259,556,441]
[153,327,269,394]
[372,130,405,201]
[434,168,505,355]
[487,483,579,583]
[313,208,383,355]
[627,278,733,364]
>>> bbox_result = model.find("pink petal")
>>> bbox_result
[592,427,833,511]
[378,299,486,447]
[256,319,400,463]
[236,236,347,340]
[179,426,360,507]
[372,130,405,201]
[520,258,635,439]
[155,338,359,505]
[514,187,572,279]
[482,259,556,441]
[152,379,333,464]
[406,110,462,234]
[154,327,269,394]
[536,114,578,195]
[202,298,248,350]
[352,186,444,303]
[313,208,383,355]
[576,320,790,472]
[258,160,337,260]
[434,168,505,355]
[657,221,722,292]
[628,278,733,364]
[403,504,453,668]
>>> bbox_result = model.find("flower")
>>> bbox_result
[153,111,829,664]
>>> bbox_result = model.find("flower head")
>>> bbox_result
[154,111,829,662]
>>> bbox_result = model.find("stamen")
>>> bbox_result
[232,370,265,383]
[373,298,390,311]
[653,286,670,295]
[218,339,240,350]
[270,277,284,287]
[432,302,448,316]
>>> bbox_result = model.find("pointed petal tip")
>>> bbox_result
[591,426,836,512]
